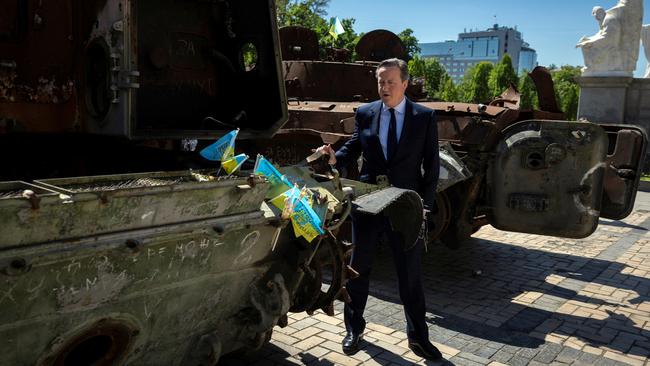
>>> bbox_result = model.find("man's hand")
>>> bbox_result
[310,144,337,165]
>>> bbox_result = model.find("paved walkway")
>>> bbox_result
[220,192,650,365]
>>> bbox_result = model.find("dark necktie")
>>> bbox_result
[387,108,397,161]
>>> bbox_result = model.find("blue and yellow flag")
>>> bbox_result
[253,155,293,198]
[269,184,300,219]
[199,129,239,162]
[222,153,248,175]
[269,185,324,242]
[290,194,325,242]
[329,17,345,39]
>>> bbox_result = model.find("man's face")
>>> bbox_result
[377,66,408,108]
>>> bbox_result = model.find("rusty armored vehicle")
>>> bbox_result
[276,26,648,247]
[0,2,424,365]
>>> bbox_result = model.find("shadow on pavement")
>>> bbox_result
[598,218,648,231]
[218,339,455,365]
[365,224,650,358]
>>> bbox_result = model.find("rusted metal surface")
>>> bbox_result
[284,61,378,102]
[0,0,78,133]
[355,29,407,62]
[488,120,609,238]
[0,0,288,140]
[599,124,648,219]
[278,26,320,61]
[529,66,563,114]
[489,84,521,109]
[276,25,646,246]
[0,4,365,363]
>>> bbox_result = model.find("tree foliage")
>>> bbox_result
[438,74,458,102]
[468,62,494,103]
[488,54,518,98]
[408,55,447,97]
[518,70,538,110]
[320,18,361,52]
[276,0,328,29]
[552,65,581,120]
[398,28,421,61]
[275,0,359,55]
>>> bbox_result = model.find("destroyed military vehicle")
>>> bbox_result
[276,26,648,246]
[0,1,423,365]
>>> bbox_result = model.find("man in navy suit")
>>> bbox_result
[319,58,440,360]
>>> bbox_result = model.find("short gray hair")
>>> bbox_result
[376,58,409,81]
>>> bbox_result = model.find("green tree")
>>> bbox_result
[398,28,421,61]
[276,1,359,58]
[469,62,494,103]
[408,55,447,97]
[552,65,581,120]
[518,70,538,110]
[456,65,475,103]
[320,17,359,52]
[488,54,518,97]
[438,74,458,102]
[276,0,329,28]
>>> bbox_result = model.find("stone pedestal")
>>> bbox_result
[577,77,650,171]
[577,77,633,124]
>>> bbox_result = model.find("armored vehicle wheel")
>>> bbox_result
[289,236,350,315]
[434,188,474,249]
[427,191,451,244]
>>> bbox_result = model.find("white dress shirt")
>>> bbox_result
[378,97,406,160]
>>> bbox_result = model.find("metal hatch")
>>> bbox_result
[0,0,288,140]
[598,124,648,220]
[128,0,287,139]
[487,120,609,238]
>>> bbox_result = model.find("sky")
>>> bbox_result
[325,0,650,77]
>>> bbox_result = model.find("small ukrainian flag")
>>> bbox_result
[253,155,293,198]
[199,129,239,162]
[328,17,345,40]
[222,153,249,174]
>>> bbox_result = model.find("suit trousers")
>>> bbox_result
[343,212,429,343]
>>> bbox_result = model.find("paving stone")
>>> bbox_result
[473,345,499,359]
[291,327,322,341]
[577,351,602,365]
[556,347,584,364]
[449,354,484,366]
[593,357,624,366]
[628,346,650,358]
[507,355,532,366]
[532,343,563,363]
[319,351,361,366]
[504,308,551,333]
[293,336,326,351]
[490,349,514,364]
[374,351,414,366]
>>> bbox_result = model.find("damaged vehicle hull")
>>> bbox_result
[275,26,648,246]
[0,1,427,364]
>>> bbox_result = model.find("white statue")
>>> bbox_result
[576,0,643,77]
[593,6,606,28]
[642,24,650,78]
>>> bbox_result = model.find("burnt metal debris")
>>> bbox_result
[0,2,648,365]
[274,25,647,246]
[0,1,423,365]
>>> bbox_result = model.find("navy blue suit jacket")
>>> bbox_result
[335,98,439,210]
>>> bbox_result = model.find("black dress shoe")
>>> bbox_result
[341,332,363,355]
[408,340,442,361]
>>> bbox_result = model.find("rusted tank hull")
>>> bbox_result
[0,173,294,365]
